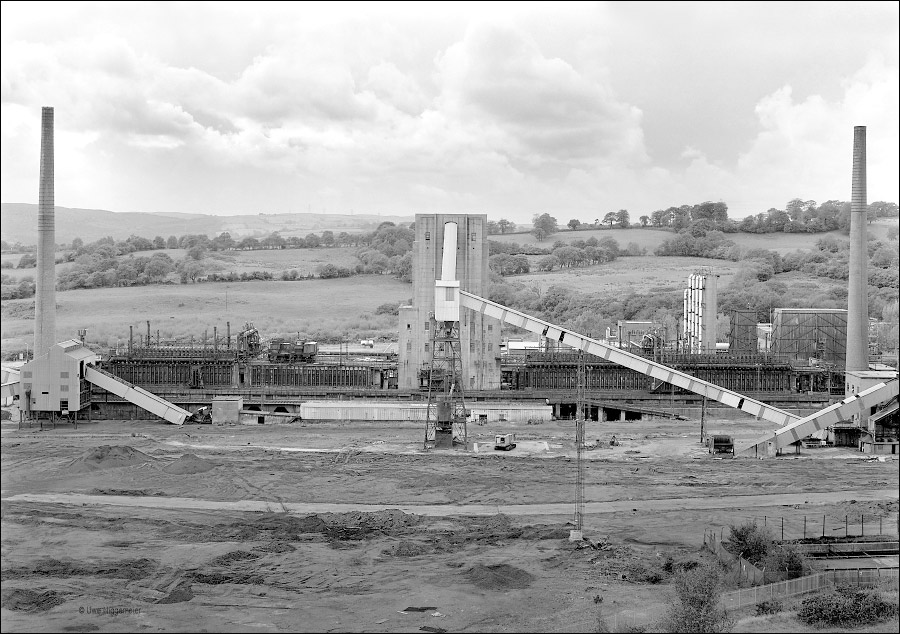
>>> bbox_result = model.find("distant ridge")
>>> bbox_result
[0,203,413,245]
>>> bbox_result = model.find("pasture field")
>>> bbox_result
[1,246,360,282]
[492,218,898,254]
[206,246,360,276]
[0,275,411,355]
[507,255,840,300]
[513,255,742,293]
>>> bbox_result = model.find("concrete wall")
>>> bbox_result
[299,400,550,423]
[398,213,500,390]
[212,396,242,425]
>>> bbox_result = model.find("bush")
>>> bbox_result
[761,544,808,580]
[723,521,773,564]
[798,585,898,627]
[625,562,665,584]
[375,302,401,316]
[662,562,733,633]
[755,599,783,615]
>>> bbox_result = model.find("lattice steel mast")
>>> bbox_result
[423,221,468,450]
[573,350,586,537]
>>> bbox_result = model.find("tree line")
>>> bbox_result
[487,227,898,351]
[0,221,416,298]
[521,199,898,241]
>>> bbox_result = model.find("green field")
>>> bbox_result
[1,246,362,282]
[1,275,411,355]
[492,218,898,255]
[206,246,360,276]
[512,255,743,294]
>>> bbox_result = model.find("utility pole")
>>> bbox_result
[700,395,707,444]
[571,349,586,540]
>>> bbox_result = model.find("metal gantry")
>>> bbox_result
[423,317,468,450]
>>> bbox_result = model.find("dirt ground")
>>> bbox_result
[1,411,898,633]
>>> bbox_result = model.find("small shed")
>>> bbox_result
[211,396,243,425]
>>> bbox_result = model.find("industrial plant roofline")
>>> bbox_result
[459,290,801,427]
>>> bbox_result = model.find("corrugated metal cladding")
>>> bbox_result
[299,401,552,422]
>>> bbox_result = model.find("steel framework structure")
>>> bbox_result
[729,309,758,355]
[423,318,468,449]
[574,351,585,533]
[771,309,848,366]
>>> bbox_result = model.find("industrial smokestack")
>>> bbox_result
[845,126,869,372]
[34,106,56,359]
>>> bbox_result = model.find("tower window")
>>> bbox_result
[425,321,429,331]
[425,231,431,240]
[471,233,476,241]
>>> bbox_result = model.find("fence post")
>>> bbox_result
[782,517,784,541]
[880,516,882,535]
[862,514,864,537]
[823,515,826,538]
[845,515,848,538]
[804,515,807,539]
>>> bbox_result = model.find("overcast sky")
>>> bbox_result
[1,1,897,224]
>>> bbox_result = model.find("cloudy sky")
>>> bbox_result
[1,1,897,224]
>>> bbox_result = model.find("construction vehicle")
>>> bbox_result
[267,339,318,363]
[707,434,734,455]
[494,433,517,451]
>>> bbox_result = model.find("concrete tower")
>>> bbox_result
[34,106,56,359]
[845,126,869,372]
[398,213,500,390]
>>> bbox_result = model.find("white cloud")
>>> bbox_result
[0,2,897,222]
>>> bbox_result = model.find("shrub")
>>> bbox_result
[797,585,898,627]
[375,302,401,316]
[625,562,666,584]
[755,599,783,615]
[761,544,808,580]
[723,521,773,564]
[662,562,733,633]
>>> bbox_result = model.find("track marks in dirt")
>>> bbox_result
[1,557,158,582]
[0,587,68,613]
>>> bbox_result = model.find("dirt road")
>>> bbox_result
[6,488,897,518]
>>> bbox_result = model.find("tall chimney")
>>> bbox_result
[845,125,869,372]
[34,106,56,359]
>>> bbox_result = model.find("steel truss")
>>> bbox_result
[424,318,468,450]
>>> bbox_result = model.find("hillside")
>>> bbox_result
[490,220,898,254]
[0,203,413,245]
